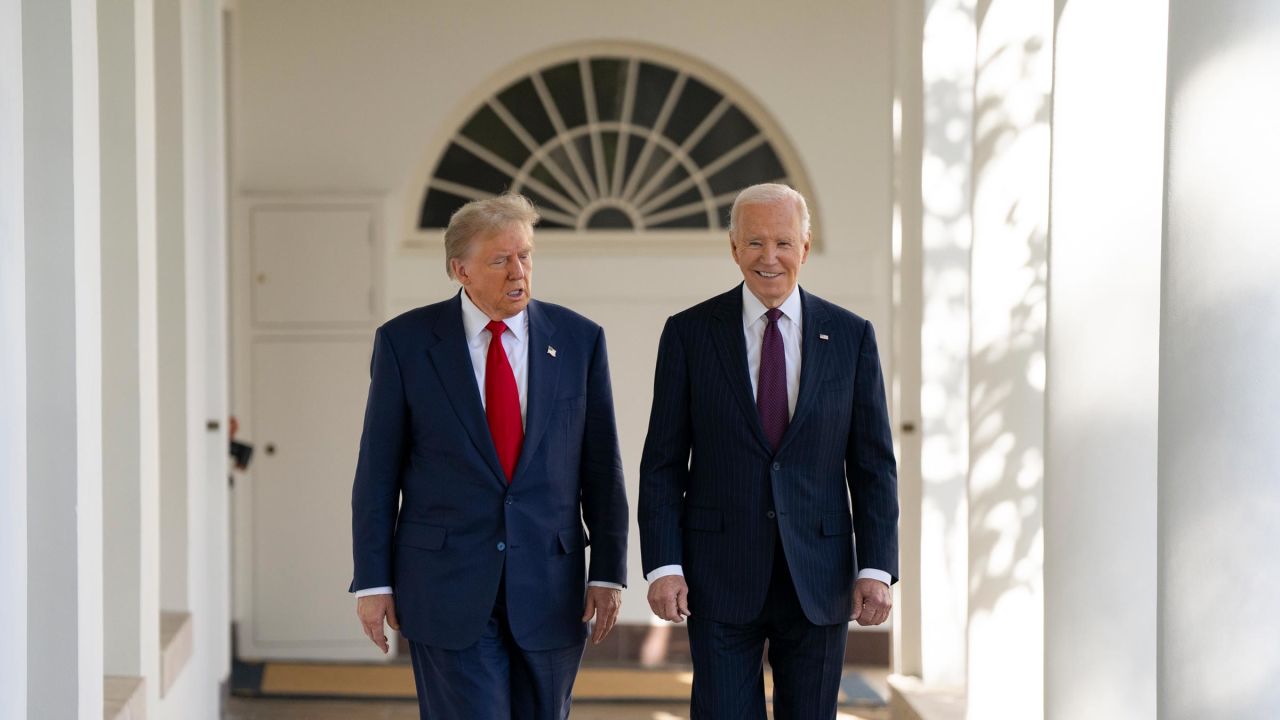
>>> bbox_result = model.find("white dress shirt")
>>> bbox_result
[646,285,893,588]
[743,283,803,419]
[356,290,620,596]
[460,287,529,423]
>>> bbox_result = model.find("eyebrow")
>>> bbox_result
[489,246,533,259]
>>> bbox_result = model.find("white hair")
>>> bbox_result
[443,193,540,278]
[728,183,811,237]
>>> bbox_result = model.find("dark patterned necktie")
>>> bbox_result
[757,308,788,452]
[485,320,523,482]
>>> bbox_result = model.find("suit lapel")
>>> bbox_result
[776,288,830,456]
[426,292,507,485]
[711,287,772,453]
[512,300,560,482]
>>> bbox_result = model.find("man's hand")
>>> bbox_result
[357,594,399,654]
[851,578,892,626]
[647,575,691,623]
[582,586,623,645]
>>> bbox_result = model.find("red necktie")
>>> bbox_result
[485,320,523,482]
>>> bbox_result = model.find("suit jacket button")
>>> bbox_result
[497,542,506,551]
[766,510,776,519]
[772,462,781,471]
[505,497,514,505]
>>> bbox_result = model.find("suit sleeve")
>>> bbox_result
[846,320,900,583]
[579,326,629,586]
[638,317,693,576]
[350,326,407,592]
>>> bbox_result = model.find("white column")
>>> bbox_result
[197,0,233,688]
[1,1,29,717]
[174,0,216,711]
[891,0,926,677]
[23,0,105,715]
[100,0,162,702]
[967,0,1050,717]
[71,1,106,712]
[99,0,142,676]
[1160,2,1280,717]
[134,1,163,707]
[1044,1,1166,718]
[156,0,190,615]
[179,1,233,713]
[913,0,975,689]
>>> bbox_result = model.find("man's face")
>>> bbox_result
[453,222,534,320]
[730,200,811,308]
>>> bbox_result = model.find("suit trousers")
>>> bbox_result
[408,575,587,720]
[687,536,848,720]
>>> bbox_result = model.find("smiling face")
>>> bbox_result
[730,199,811,308]
[451,222,534,320]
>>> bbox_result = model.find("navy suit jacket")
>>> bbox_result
[350,293,628,651]
[639,285,898,626]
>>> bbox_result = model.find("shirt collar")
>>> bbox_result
[460,288,528,344]
[741,283,802,328]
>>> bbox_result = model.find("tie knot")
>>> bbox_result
[765,307,783,323]
[486,320,509,337]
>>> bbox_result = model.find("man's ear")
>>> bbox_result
[801,232,812,264]
[451,258,469,285]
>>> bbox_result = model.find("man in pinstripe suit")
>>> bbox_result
[639,184,899,719]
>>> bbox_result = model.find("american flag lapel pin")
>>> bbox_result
[547,345,557,358]
[819,333,830,341]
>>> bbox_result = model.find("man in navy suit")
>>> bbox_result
[350,194,629,720]
[639,184,898,719]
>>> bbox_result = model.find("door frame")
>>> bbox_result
[230,193,387,660]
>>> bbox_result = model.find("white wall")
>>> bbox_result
[1,0,29,716]
[1159,2,1280,717]
[1044,1,1166,718]
[232,0,897,625]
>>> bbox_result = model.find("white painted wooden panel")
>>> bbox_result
[248,336,380,658]
[250,206,374,325]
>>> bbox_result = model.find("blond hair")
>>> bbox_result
[443,193,540,278]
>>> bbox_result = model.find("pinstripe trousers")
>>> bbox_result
[687,534,848,720]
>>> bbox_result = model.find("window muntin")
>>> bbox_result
[419,55,796,233]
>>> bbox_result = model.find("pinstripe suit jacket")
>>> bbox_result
[639,285,898,626]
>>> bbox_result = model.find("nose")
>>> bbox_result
[508,259,526,279]
[761,243,779,264]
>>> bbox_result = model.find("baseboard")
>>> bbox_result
[160,611,193,697]
[104,676,145,720]
[887,674,965,720]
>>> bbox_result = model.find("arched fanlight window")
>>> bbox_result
[413,46,813,242]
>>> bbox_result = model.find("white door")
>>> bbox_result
[232,198,385,660]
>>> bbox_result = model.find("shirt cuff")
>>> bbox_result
[354,586,393,597]
[587,581,624,590]
[857,568,892,586]
[645,564,684,582]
